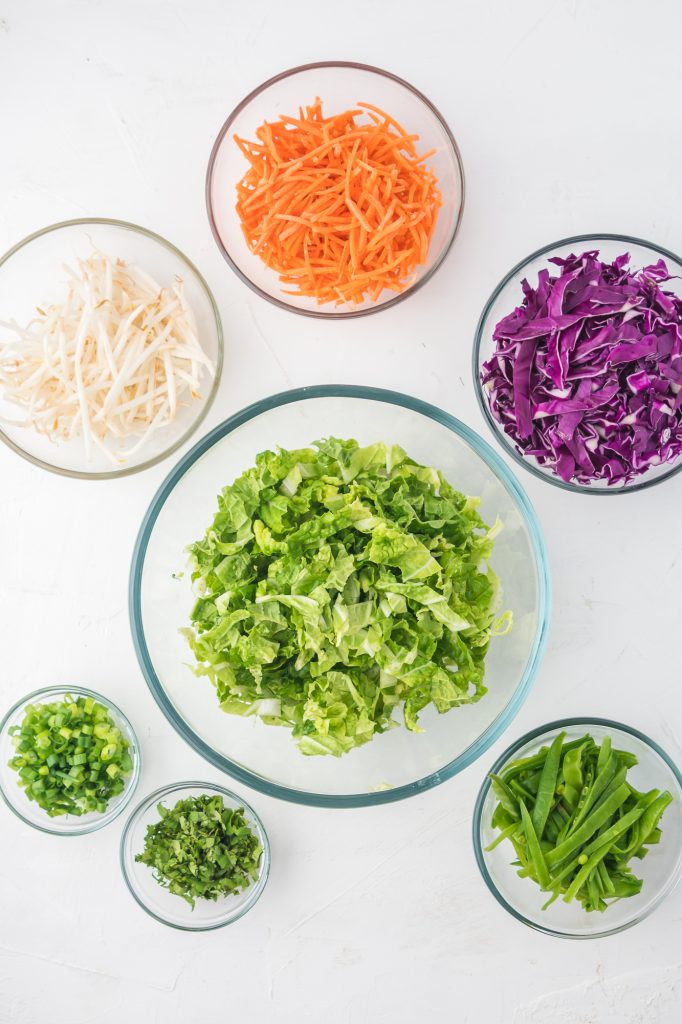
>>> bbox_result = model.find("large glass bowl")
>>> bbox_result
[206,62,464,318]
[473,233,682,495]
[120,781,270,931]
[473,718,682,938]
[0,219,223,478]
[0,685,141,836]
[129,386,550,807]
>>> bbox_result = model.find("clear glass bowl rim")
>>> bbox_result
[119,779,271,931]
[472,231,682,496]
[0,217,224,480]
[472,715,682,939]
[0,684,142,836]
[205,60,465,320]
[128,383,551,808]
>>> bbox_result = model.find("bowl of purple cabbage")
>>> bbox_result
[474,235,682,492]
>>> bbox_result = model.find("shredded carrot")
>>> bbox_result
[234,98,442,306]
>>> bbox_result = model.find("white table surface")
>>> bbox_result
[1,1,681,1021]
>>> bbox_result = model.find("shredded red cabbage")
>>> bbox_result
[481,250,682,486]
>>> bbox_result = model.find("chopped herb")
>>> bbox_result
[135,794,263,908]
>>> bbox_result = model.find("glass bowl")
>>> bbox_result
[0,219,223,478]
[120,781,270,930]
[0,685,141,836]
[473,718,682,938]
[129,385,550,807]
[473,233,682,495]
[206,61,464,318]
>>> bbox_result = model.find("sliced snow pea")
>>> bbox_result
[531,731,564,840]
[489,774,520,820]
[545,784,631,867]
[486,731,674,914]
[519,799,550,889]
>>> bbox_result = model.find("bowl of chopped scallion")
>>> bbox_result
[119,781,270,930]
[473,718,682,937]
[0,685,141,835]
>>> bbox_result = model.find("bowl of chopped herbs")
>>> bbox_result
[473,718,682,937]
[120,781,270,930]
[0,686,141,835]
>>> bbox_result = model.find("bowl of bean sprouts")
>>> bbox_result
[0,219,223,478]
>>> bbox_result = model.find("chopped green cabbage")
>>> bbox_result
[185,438,509,757]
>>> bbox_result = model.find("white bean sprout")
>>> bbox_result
[0,251,215,463]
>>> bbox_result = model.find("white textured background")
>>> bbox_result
[1,1,681,1021]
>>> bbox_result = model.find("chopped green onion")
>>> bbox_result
[7,693,134,817]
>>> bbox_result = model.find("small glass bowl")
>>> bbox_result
[473,233,682,495]
[473,718,682,938]
[0,219,223,479]
[0,685,141,836]
[206,61,464,318]
[120,781,271,930]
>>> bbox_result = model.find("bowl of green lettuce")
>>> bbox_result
[130,386,550,806]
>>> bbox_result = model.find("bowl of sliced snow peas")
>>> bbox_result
[473,718,682,937]
[0,686,141,835]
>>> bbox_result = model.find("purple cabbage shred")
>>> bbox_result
[481,250,682,486]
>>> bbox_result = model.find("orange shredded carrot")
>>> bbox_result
[234,98,442,306]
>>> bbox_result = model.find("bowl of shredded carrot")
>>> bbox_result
[206,62,464,317]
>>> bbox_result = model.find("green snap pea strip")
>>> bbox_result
[545,784,631,868]
[485,731,674,913]
[519,799,550,888]
[531,730,564,838]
